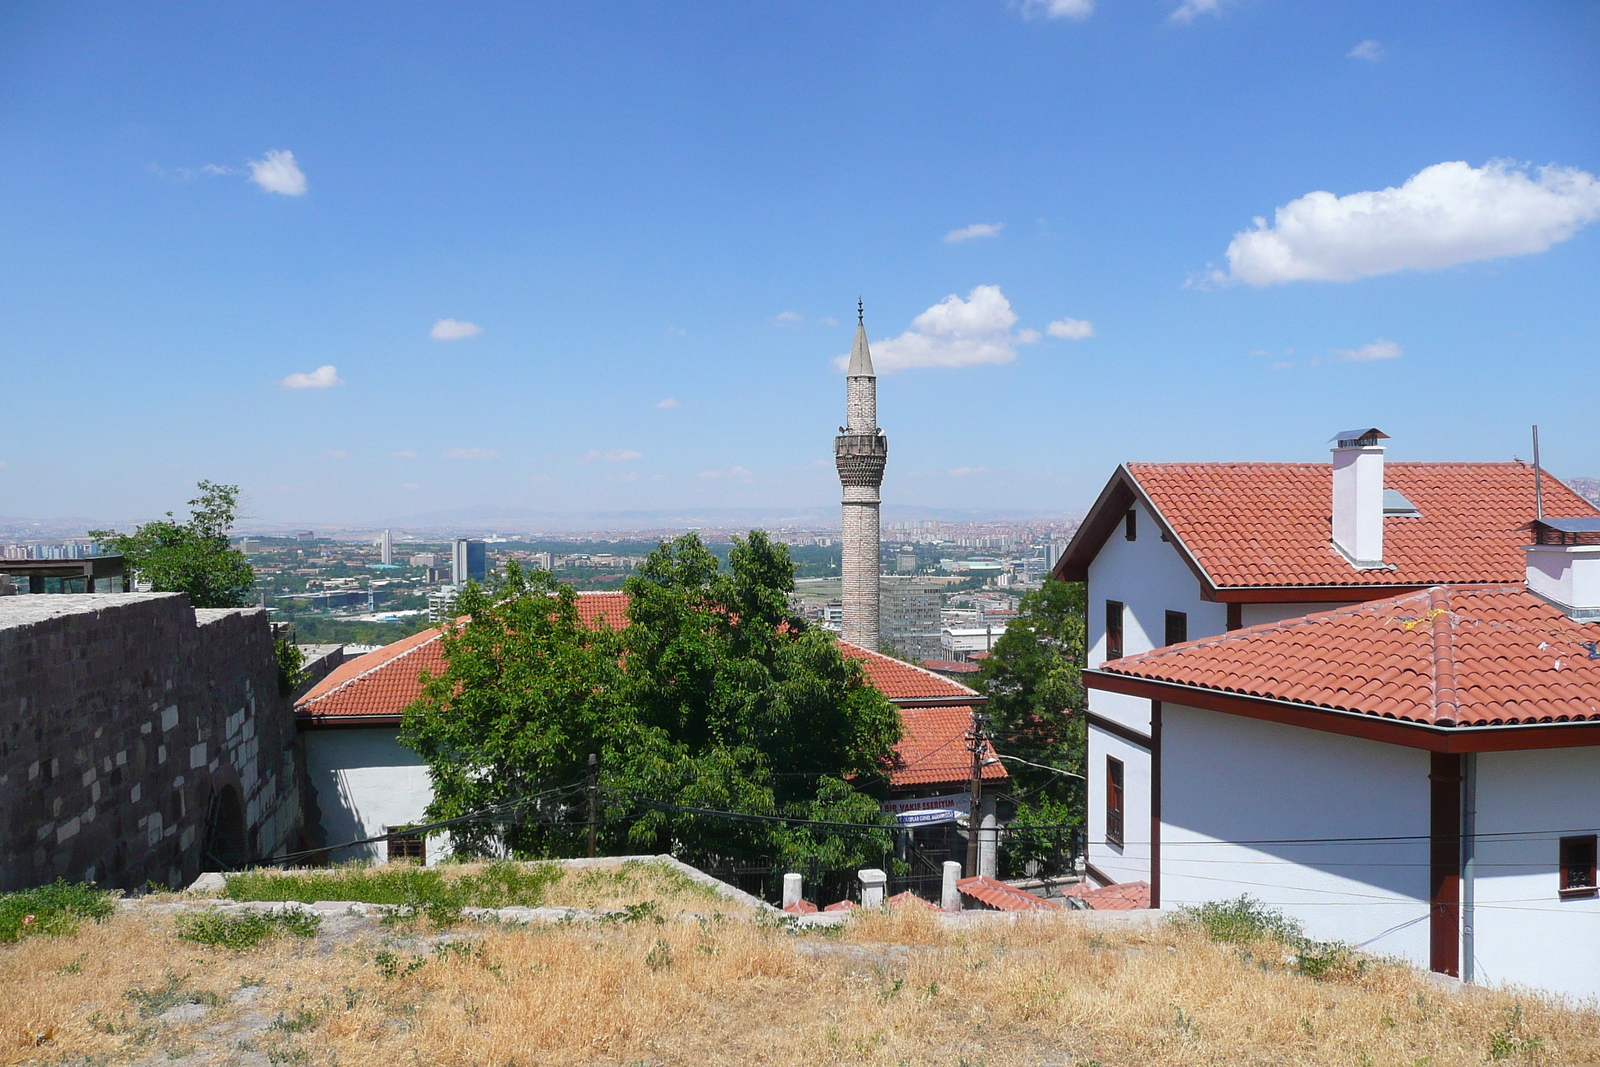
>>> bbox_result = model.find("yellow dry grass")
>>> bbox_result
[4,901,1598,1066]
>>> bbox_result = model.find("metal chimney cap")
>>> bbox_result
[1331,427,1390,448]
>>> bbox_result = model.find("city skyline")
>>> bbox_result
[2,3,1597,524]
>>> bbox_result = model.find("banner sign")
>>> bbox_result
[881,793,970,826]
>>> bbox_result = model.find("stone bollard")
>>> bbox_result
[782,872,803,910]
[941,861,963,913]
[858,868,887,908]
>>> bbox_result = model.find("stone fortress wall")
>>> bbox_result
[0,594,305,892]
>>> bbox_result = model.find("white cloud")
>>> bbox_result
[699,466,754,481]
[401,482,420,490]
[388,450,419,458]
[1347,39,1383,61]
[1170,0,1223,23]
[608,471,640,482]
[845,285,1030,372]
[1333,338,1402,362]
[1018,0,1093,19]
[654,397,681,409]
[949,466,989,478]
[580,449,643,463]
[247,150,307,196]
[442,447,501,459]
[819,316,839,326]
[281,365,342,389]
[1046,317,1095,340]
[771,311,804,328]
[1016,328,1042,344]
[430,318,482,340]
[943,222,1004,244]
[1212,161,1600,286]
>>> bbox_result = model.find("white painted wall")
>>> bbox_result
[1086,499,1226,734]
[1087,722,1153,886]
[303,728,445,865]
[1239,602,1347,628]
[1472,748,1600,1000]
[1161,704,1432,965]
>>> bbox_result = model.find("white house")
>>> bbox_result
[1053,429,1600,996]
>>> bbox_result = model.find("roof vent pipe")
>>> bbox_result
[1330,428,1390,569]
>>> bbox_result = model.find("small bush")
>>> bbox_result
[175,908,321,949]
[0,880,114,942]
[124,974,224,1017]
[1178,896,1304,945]
[224,860,563,912]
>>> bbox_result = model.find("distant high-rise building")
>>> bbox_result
[294,531,316,542]
[532,551,554,572]
[451,538,487,584]
[881,579,943,662]
[379,529,393,565]
[834,302,887,649]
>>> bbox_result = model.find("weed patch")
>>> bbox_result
[175,908,321,949]
[0,881,113,942]
[124,975,224,1018]
[224,860,562,911]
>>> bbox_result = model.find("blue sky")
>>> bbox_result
[2,1,1597,526]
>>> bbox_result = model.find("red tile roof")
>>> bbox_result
[1079,881,1151,910]
[840,641,979,700]
[782,900,818,914]
[1129,462,1595,590]
[823,900,858,912]
[887,705,1006,787]
[887,891,940,911]
[1095,585,1600,727]
[956,875,1062,912]
[921,659,981,674]
[298,594,1002,788]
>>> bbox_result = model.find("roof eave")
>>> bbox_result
[1051,465,1216,595]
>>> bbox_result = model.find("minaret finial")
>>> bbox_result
[857,298,864,325]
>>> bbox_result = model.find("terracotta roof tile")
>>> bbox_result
[782,900,818,914]
[956,875,1062,912]
[1096,585,1600,727]
[1080,881,1151,910]
[887,891,940,911]
[840,641,979,700]
[887,705,1006,787]
[1128,463,1597,589]
[824,900,858,912]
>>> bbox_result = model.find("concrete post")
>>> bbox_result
[858,868,887,908]
[782,872,803,910]
[941,861,962,913]
[979,798,999,879]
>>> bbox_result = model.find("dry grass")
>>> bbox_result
[4,897,1598,1066]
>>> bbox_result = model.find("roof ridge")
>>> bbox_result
[298,627,445,711]
[1428,587,1461,726]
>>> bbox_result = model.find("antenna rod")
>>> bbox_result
[1533,424,1543,521]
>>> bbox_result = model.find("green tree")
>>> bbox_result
[90,481,256,608]
[976,580,1087,824]
[400,532,904,868]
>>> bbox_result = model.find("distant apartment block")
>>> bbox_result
[450,539,487,584]
[880,579,943,661]
[409,553,439,569]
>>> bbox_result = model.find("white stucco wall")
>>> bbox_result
[303,727,443,865]
[1472,748,1600,1000]
[1161,704,1432,965]
[1239,601,1347,628]
[1087,722,1153,886]
[1086,500,1226,734]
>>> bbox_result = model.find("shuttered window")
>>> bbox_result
[1106,756,1125,847]
[1105,601,1124,661]
[1165,610,1188,646]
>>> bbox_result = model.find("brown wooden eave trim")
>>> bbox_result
[1086,710,1153,750]
[296,714,404,730]
[890,696,987,708]
[1083,860,1116,888]
[1085,670,1600,752]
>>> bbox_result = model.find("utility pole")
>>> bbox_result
[586,753,599,858]
[965,710,989,878]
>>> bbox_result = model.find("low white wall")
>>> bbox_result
[1161,704,1432,965]
[1239,602,1346,628]
[1087,723,1152,886]
[1473,748,1600,1000]
[303,727,441,865]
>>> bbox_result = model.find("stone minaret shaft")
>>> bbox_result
[835,305,887,649]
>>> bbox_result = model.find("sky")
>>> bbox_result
[2,1,1598,527]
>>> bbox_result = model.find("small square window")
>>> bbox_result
[1560,835,1597,897]
[387,827,425,864]
[1165,610,1188,646]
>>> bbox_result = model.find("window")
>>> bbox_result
[1105,601,1124,661]
[1165,610,1188,646]
[1124,510,1138,541]
[387,827,425,864]
[1560,835,1597,897]
[1105,756,1125,847]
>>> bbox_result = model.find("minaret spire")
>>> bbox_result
[835,302,887,649]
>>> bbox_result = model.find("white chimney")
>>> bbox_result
[1331,428,1390,569]
[1526,520,1600,621]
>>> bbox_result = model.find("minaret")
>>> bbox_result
[835,300,888,649]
